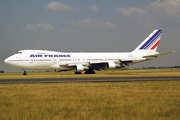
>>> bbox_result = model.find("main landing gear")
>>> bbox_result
[84,70,95,74]
[74,72,82,74]
[74,70,96,74]
[23,70,27,75]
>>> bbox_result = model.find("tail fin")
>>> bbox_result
[132,29,163,53]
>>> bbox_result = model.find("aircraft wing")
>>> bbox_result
[60,60,117,70]
[59,58,146,70]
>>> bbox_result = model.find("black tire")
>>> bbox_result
[23,72,27,75]
[92,71,95,74]
[75,72,81,74]
[84,71,95,74]
[84,71,89,74]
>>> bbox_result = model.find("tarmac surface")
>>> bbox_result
[0,76,180,84]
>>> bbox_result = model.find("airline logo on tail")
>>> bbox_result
[139,29,163,50]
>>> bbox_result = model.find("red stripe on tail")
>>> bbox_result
[150,40,160,50]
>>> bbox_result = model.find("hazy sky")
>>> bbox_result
[1,0,180,72]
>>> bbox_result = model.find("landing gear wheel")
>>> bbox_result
[75,72,81,74]
[23,70,27,75]
[84,70,95,74]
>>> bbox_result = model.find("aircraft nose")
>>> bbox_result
[4,57,15,67]
[4,57,13,65]
[4,56,20,68]
[4,58,9,64]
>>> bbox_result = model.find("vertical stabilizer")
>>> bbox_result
[132,29,163,53]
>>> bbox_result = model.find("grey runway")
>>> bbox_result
[0,76,180,84]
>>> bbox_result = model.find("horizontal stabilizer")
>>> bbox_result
[143,51,175,58]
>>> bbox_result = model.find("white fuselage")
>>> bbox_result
[4,50,144,71]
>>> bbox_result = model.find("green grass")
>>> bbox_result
[0,81,180,120]
[0,69,180,119]
[1,68,180,79]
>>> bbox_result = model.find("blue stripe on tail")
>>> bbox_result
[139,29,163,50]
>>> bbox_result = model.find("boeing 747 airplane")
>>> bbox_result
[4,29,174,75]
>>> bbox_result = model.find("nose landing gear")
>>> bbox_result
[22,70,27,75]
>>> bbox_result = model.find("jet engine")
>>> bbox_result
[75,64,89,72]
[107,62,116,69]
[107,62,122,69]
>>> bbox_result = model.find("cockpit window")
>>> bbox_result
[16,52,22,54]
